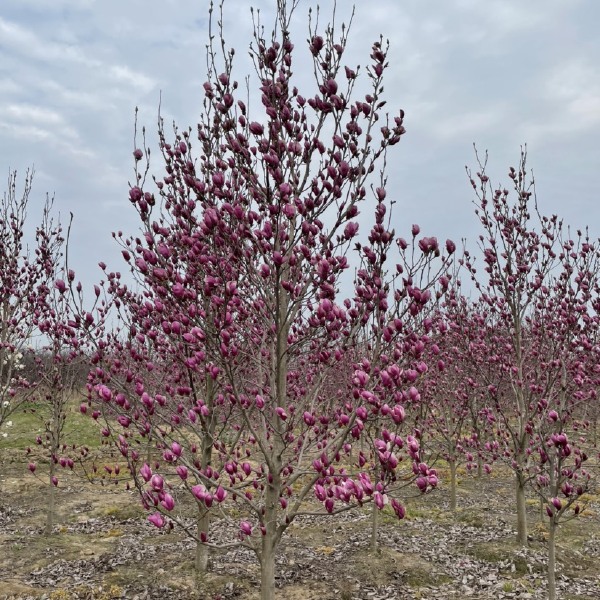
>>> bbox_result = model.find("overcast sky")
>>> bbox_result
[1,0,599,292]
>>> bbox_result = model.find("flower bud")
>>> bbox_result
[148,513,165,528]
[240,521,252,537]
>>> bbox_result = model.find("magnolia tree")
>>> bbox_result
[26,256,102,534]
[518,237,598,600]
[466,150,599,600]
[349,216,454,548]
[424,283,515,510]
[0,170,66,446]
[0,171,47,425]
[89,267,241,572]
[86,2,454,598]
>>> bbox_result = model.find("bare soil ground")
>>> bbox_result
[1,448,600,600]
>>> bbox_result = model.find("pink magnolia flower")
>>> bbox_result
[408,386,420,402]
[212,171,225,187]
[117,415,131,428]
[192,484,207,501]
[129,186,142,202]
[240,521,252,537]
[140,463,152,482]
[96,385,112,402]
[548,410,559,422]
[416,477,428,492]
[391,498,406,519]
[418,236,439,255]
[374,491,387,509]
[214,486,227,503]
[171,442,182,457]
[161,494,175,511]
[353,370,369,386]
[358,473,373,495]
[314,484,326,502]
[356,406,368,421]
[303,411,315,426]
[150,474,164,491]
[407,436,420,457]
[148,513,165,528]
[344,222,359,239]
[391,406,405,424]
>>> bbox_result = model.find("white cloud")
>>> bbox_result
[0,17,89,65]
[0,121,53,142]
[0,78,21,95]
[519,57,600,142]
[430,106,506,141]
[5,104,64,126]
[3,0,94,10]
[108,65,156,93]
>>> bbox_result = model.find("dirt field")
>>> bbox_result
[1,447,600,600]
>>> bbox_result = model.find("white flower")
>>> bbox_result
[5,421,12,427]
[1,433,7,438]
[1,401,9,408]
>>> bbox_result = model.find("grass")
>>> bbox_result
[455,509,486,528]
[0,398,103,450]
[347,547,452,590]
[464,541,531,575]
[49,584,124,600]
[98,503,145,522]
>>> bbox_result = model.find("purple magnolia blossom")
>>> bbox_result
[140,463,152,482]
[161,493,175,511]
[148,513,165,528]
[240,521,252,537]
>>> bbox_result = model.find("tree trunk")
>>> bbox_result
[195,431,214,573]
[260,533,277,600]
[548,517,557,600]
[257,234,287,600]
[195,507,210,572]
[476,455,483,479]
[45,460,56,535]
[449,459,457,511]
[259,465,281,600]
[370,500,379,553]
[516,474,528,546]
[539,497,545,522]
